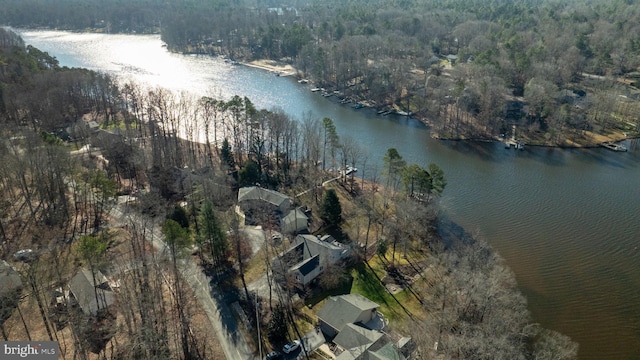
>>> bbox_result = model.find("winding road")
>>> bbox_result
[110,200,258,360]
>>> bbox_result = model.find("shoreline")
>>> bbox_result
[243,59,297,77]
[241,57,636,150]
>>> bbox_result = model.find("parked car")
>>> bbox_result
[282,340,300,354]
[13,249,35,262]
[265,351,283,360]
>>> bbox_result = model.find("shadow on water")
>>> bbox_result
[435,139,566,166]
[384,114,429,129]
[438,138,638,168]
[435,214,477,249]
[572,142,640,169]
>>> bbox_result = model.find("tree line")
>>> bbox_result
[3,0,640,143]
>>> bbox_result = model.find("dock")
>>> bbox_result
[600,142,628,152]
[504,124,525,150]
[504,139,525,150]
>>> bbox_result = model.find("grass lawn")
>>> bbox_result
[243,247,268,284]
[350,258,425,327]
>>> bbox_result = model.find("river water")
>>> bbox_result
[16,30,640,359]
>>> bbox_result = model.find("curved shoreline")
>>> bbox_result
[242,59,297,76]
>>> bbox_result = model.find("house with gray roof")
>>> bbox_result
[334,323,384,359]
[281,207,309,234]
[0,260,23,322]
[283,234,350,287]
[69,269,115,316]
[238,186,291,214]
[316,294,381,338]
[237,186,311,233]
[0,260,22,299]
[316,294,408,360]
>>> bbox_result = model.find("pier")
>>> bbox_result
[504,125,525,150]
[600,142,628,152]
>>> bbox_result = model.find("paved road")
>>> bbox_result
[111,203,258,360]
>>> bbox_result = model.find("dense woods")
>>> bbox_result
[2,0,640,144]
[0,21,580,360]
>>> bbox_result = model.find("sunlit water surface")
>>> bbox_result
[17,29,640,359]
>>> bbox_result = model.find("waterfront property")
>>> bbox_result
[236,186,310,232]
[280,234,350,287]
[315,294,411,360]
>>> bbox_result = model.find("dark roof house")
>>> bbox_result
[69,269,115,316]
[282,235,350,287]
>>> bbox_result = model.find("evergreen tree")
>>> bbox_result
[168,205,190,230]
[427,163,447,197]
[267,304,287,346]
[238,159,261,187]
[220,137,235,170]
[198,200,227,266]
[383,148,406,192]
[320,188,342,227]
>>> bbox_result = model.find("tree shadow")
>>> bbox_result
[304,275,354,308]
[435,215,476,249]
[439,138,639,168]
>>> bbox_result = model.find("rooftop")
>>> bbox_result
[316,294,379,334]
[238,186,291,209]
[69,269,115,315]
[0,260,22,298]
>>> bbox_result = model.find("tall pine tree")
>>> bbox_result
[320,189,342,227]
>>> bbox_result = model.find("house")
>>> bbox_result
[333,323,383,359]
[316,294,381,339]
[283,234,350,287]
[0,260,22,299]
[281,207,309,234]
[69,269,115,316]
[504,99,526,122]
[0,260,23,324]
[237,186,291,225]
[316,294,409,360]
[237,186,309,231]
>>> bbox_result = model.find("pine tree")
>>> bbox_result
[198,200,227,266]
[320,189,342,227]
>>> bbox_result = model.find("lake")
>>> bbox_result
[16,29,640,359]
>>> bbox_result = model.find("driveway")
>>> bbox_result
[240,226,267,256]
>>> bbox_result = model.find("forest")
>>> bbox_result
[0,26,580,359]
[2,0,640,145]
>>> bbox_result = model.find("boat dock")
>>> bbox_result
[504,139,525,150]
[600,142,628,152]
[504,125,525,150]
